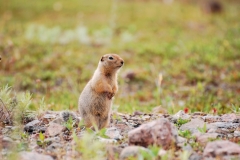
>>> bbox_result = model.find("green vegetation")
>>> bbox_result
[0,0,240,114]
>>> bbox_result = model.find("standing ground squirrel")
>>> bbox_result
[78,54,124,129]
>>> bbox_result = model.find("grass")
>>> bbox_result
[0,0,240,114]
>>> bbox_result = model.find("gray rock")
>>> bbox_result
[120,146,151,160]
[202,115,220,123]
[128,118,178,149]
[234,131,240,137]
[2,136,15,149]
[211,122,240,129]
[43,114,57,119]
[177,136,187,147]
[189,152,203,160]
[180,118,205,133]
[19,151,53,160]
[196,133,219,146]
[46,122,65,137]
[173,110,190,120]
[46,142,62,151]
[105,127,122,140]
[221,113,239,122]
[24,120,40,133]
[203,140,240,157]
[51,117,64,125]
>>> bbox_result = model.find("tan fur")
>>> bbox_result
[78,54,124,129]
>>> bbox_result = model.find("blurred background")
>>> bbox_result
[0,0,239,114]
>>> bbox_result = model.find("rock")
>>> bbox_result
[142,115,151,121]
[133,111,144,116]
[98,137,117,144]
[2,136,15,149]
[177,136,187,147]
[120,146,151,160]
[189,152,202,160]
[51,117,65,125]
[211,122,240,129]
[196,133,219,146]
[46,142,62,151]
[202,115,220,123]
[173,110,190,120]
[106,145,123,160]
[46,123,65,137]
[215,128,230,134]
[203,140,240,157]
[24,120,40,133]
[44,137,61,143]
[234,131,240,137]
[20,152,53,160]
[221,113,238,122]
[192,112,207,116]
[180,118,205,133]
[105,127,122,140]
[128,118,178,149]
[158,149,167,156]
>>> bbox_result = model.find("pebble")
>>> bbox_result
[234,131,240,137]
[19,151,53,160]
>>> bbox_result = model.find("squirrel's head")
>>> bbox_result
[99,54,124,72]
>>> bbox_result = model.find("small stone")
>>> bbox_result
[46,142,62,151]
[192,112,207,116]
[142,115,151,121]
[177,136,187,147]
[120,146,151,160]
[44,137,61,143]
[2,136,15,149]
[128,118,178,149]
[203,140,240,157]
[221,113,238,122]
[180,118,205,133]
[211,122,240,129]
[133,111,144,116]
[207,128,217,133]
[202,115,220,123]
[105,127,122,140]
[98,137,117,144]
[24,120,40,133]
[216,128,230,134]
[158,149,167,156]
[47,123,65,137]
[196,133,219,146]
[51,117,64,125]
[106,145,123,160]
[19,151,53,160]
[173,110,190,120]
[43,114,57,119]
[234,131,240,137]
[228,134,233,138]
[189,152,202,160]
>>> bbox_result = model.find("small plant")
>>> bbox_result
[178,130,192,139]
[73,131,106,160]
[37,132,48,148]
[176,118,190,127]
[197,123,207,133]
[64,116,73,131]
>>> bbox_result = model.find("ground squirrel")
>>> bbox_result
[78,54,124,129]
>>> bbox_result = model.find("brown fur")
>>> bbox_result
[78,54,124,129]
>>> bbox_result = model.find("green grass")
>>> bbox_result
[0,0,240,114]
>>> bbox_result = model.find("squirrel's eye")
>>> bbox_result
[109,57,114,60]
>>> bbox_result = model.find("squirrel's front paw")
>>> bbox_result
[107,92,115,100]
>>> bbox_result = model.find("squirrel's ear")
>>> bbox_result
[100,56,104,62]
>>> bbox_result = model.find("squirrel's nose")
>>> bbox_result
[121,61,124,65]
